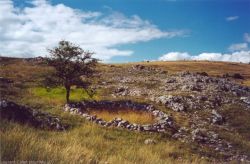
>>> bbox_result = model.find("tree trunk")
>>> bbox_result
[65,85,71,103]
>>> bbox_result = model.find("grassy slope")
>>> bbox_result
[1,58,250,163]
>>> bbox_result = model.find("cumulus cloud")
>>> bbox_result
[158,51,250,63]
[228,43,248,52]
[158,52,191,61]
[226,16,239,21]
[0,0,185,61]
[244,33,250,42]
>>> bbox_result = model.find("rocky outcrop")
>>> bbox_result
[111,71,250,112]
[191,128,232,152]
[75,69,250,162]
[152,94,226,112]
[159,95,186,112]
[0,100,66,131]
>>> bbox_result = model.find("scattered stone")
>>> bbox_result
[163,96,186,112]
[133,64,145,70]
[155,95,169,104]
[191,128,208,143]
[179,71,191,76]
[144,138,157,145]
[115,87,126,93]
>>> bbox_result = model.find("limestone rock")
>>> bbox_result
[144,138,157,145]
[211,110,224,124]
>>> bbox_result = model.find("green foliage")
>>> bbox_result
[47,40,98,102]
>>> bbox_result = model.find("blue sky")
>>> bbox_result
[1,0,250,62]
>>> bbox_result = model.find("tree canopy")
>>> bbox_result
[46,40,98,103]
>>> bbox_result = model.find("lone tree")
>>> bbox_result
[46,40,97,103]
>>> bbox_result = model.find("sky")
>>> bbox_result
[0,0,250,63]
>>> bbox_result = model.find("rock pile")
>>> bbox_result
[64,100,177,133]
[0,100,66,131]
[191,128,232,152]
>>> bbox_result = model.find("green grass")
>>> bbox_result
[30,87,92,104]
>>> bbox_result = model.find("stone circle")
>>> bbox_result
[64,100,177,133]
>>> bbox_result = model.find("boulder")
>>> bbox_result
[240,97,250,105]
[142,125,152,131]
[211,110,224,124]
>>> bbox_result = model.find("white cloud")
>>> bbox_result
[0,0,185,61]
[244,33,250,42]
[228,43,248,52]
[226,16,239,21]
[192,53,223,61]
[158,52,191,61]
[158,51,250,63]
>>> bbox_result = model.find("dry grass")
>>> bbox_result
[0,58,52,83]
[0,119,207,164]
[242,79,250,86]
[115,61,250,84]
[170,112,190,128]
[89,109,156,124]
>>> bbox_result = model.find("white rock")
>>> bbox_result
[144,139,157,145]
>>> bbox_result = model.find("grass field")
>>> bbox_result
[1,57,250,163]
[1,119,207,164]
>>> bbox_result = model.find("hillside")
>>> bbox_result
[1,57,250,163]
